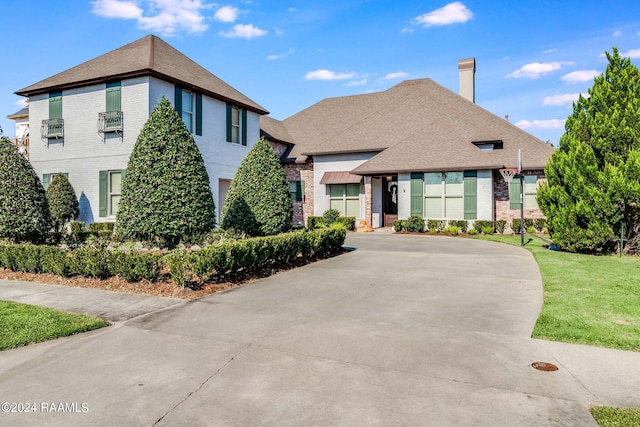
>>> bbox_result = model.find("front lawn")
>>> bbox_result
[590,406,640,427]
[0,301,109,351]
[475,234,640,351]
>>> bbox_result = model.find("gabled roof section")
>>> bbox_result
[260,116,295,145]
[7,106,28,120]
[15,35,268,114]
[281,77,554,171]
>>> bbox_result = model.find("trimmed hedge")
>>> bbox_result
[0,227,347,287]
[307,216,356,231]
[166,226,347,288]
[473,220,494,232]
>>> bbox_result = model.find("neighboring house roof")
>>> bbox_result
[15,35,268,115]
[7,106,28,120]
[276,78,554,172]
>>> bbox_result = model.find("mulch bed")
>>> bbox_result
[0,248,347,300]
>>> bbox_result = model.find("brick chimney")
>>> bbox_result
[458,58,476,103]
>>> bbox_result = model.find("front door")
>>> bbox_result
[382,175,398,227]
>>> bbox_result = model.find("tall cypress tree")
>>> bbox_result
[115,97,215,246]
[221,137,292,236]
[0,137,52,242]
[538,48,640,253]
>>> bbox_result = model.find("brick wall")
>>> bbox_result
[281,161,314,226]
[494,169,546,232]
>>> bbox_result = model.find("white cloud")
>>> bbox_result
[15,99,28,108]
[543,93,582,106]
[346,79,367,86]
[561,70,600,84]
[543,48,557,54]
[220,24,267,38]
[288,7,295,12]
[614,30,622,37]
[515,119,566,130]
[91,0,211,35]
[214,5,238,22]
[382,72,408,80]
[401,27,414,34]
[267,49,294,60]
[305,70,357,80]
[621,48,640,58]
[506,61,573,79]
[412,2,473,27]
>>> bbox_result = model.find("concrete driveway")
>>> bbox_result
[1,233,638,426]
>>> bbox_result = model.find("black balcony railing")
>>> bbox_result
[41,118,64,139]
[98,111,123,133]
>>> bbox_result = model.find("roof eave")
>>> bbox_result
[352,164,549,175]
[15,69,269,115]
[301,148,386,156]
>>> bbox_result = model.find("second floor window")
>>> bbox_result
[226,103,247,145]
[174,85,202,136]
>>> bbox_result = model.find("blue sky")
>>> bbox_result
[2,1,640,146]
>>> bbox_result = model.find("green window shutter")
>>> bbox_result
[49,92,62,119]
[195,93,202,136]
[410,172,424,216]
[510,177,522,210]
[463,173,477,220]
[106,81,121,112]
[43,174,51,191]
[241,109,248,146]
[99,171,108,218]
[295,181,302,202]
[226,103,232,142]
[300,180,305,202]
[174,85,182,113]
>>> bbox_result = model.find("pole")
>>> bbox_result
[520,172,524,246]
[620,222,625,257]
[519,149,524,246]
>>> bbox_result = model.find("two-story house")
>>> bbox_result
[15,35,268,225]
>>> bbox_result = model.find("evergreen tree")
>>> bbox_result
[221,137,293,236]
[115,97,216,246]
[538,48,640,253]
[0,137,52,242]
[46,174,79,231]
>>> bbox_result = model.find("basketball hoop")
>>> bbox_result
[499,168,518,182]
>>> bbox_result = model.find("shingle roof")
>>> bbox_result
[15,35,268,114]
[260,115,294,145]
[280,78,554,172]
[7,106,28,120]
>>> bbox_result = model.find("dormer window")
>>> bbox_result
[472,140,503,151]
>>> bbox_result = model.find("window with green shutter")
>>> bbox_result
[49,92,62,119]
[106,81,121,112]
[226,103,245,144]
[510,177,522,210]
[289,181,303,202]
[410,172,424,216]
[99,170,125,217]
[463,171,477,220]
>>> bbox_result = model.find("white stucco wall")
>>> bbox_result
[312,152,376,221]
[477,169,493,221]
[397,173,411,220]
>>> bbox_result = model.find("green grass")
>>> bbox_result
[0,301,109,351]
[590,406,640,426]
[474,234,640,351]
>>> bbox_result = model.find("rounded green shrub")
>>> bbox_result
[46,174,79,231]
[322,209,340,226]
[0,137,52,243]
[221,137,293,236]
[115,97,216,247]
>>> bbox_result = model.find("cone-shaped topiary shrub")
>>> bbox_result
[0,136,52,242]
[46,174,79,231]
[115,97,216,247]
[221,137,293,236]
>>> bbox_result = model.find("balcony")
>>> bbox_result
[98,111,123,133]
[41,118,64,139]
